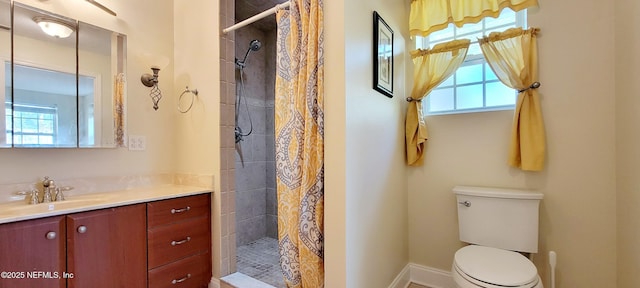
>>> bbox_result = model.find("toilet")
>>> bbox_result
[452,186,544,288]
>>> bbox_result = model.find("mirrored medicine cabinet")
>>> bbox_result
[0,0,127,148]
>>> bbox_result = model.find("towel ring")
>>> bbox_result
[178,86,198,113]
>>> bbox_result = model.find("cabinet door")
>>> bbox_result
[66,204,147,288]
[0,216,66,288]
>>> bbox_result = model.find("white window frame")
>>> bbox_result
[417,9,527,115]
[9,103,58,146]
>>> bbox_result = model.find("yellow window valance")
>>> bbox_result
[410,0,538,37]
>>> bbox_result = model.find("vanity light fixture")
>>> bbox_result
[141,67,162,111]
[33,17,75,38]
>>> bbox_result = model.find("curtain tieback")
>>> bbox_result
[517,82,541,93]
[406,97,422,102]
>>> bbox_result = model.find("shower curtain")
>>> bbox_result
[274,0,324,287]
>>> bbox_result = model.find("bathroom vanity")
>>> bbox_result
[0,188,212,288]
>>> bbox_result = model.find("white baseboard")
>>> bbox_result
[388,263,455,288]
[209,277,221,288]
[409,264,454,288]
[388,264,411,288]
[220,272,276,288]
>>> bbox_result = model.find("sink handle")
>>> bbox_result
[54,188,65,202]
[29,190,40,205]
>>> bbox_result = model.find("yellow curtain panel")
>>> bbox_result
[406,39,470,166]
[275,0,324,286]
[409,0,538,37]
[479,27,545,171]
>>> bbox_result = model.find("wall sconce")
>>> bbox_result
[141,67,162,110]
[33,17,75,38]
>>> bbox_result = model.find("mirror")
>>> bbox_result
[1,1,126,148]
[0,0,10,148]
[78,21,126,148]
[13,3,77,147]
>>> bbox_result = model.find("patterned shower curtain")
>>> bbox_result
[274,0,324,287]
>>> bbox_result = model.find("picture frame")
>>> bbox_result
[373,11,393,98]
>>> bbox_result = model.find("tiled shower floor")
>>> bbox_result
[237,237,286,288]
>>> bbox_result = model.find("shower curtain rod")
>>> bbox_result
[222,1,290,34]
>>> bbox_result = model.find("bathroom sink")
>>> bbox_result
[0,197,109,216]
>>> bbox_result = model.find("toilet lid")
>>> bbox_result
[454,245,538,287]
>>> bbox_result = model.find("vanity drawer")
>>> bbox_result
[148,216,209,269]
[148,252,210,288]
[147,194,210,228]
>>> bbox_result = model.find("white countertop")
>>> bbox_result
[0,185,213,224]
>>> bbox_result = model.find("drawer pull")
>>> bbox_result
[171,236,191,246]
[171,206,191,214]
[171,273,191,284]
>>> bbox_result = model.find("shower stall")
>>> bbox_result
[233,21,283,287]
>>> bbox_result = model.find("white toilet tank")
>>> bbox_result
[454,186,543,253]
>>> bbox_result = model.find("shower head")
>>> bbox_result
[249,39,262,52]
[236,39,262,69]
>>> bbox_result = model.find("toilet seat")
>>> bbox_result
[453,245,541,288]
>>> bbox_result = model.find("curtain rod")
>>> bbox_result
[222,1,290,34]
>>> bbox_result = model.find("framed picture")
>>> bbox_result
[373,11,393,98]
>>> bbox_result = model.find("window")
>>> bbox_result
[416,9,526,115]
[8,103,58,146]
[4,103,9,144]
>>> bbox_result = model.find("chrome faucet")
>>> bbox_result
[42,176,54,203]
[18,177,72,205]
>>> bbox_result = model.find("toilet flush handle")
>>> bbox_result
[458,200,471,207]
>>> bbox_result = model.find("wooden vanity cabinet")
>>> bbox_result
[0,193,211,288]
[67,204,147,288]
[0,216,66,288]
[147,194,211,288]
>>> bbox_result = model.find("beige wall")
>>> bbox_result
[0,0,177,182]
[174,0,228,279]
[325,0,410,287]
[407,1,618,287]
[324,0,347,285]
[615,0,640,287]
[6,1,634,287]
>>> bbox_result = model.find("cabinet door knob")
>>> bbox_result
[77,225,87,234]
[45,231,56,240]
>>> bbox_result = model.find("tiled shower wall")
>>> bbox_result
[234,25,278,246]
[265,28,277,240]
[219,0,237,276]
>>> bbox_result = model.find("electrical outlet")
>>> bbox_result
[138,136,146,150]
[128,135,147,151]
